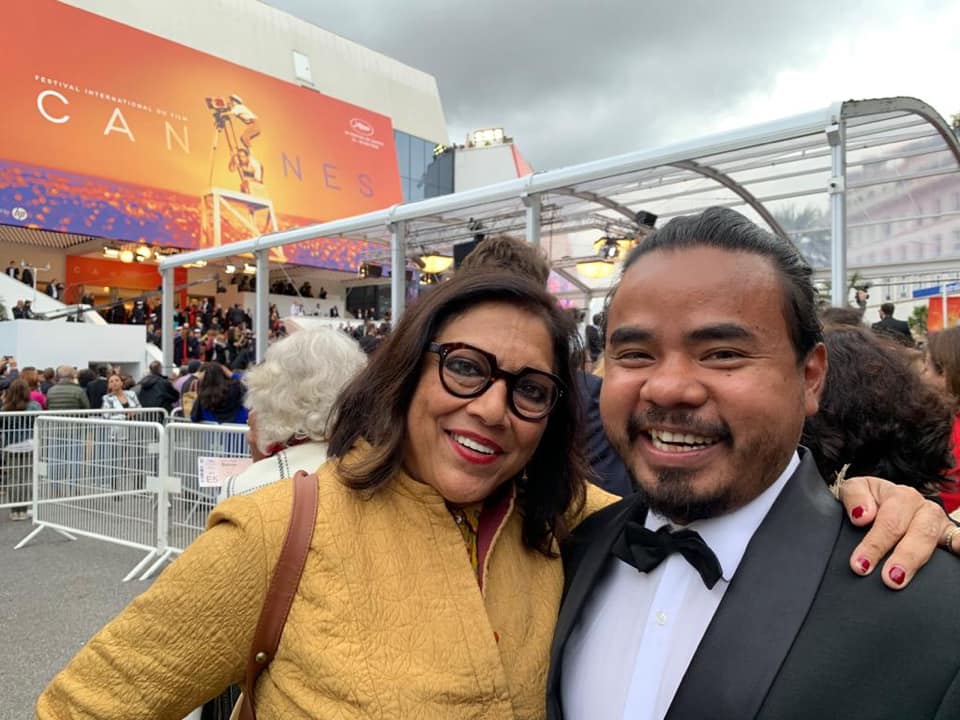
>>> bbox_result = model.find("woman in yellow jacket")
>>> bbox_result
[37,271,956,719]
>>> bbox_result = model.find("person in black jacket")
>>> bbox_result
[172,327,200,364]
[85,365,109,409]
[136,361,179,413]
[575,370,632,497]
[871,302,914,346]
[585,313,604,363]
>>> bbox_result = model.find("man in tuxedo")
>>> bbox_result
[871,301,914,346]
[6,261,19,279]
[548,207,960,720]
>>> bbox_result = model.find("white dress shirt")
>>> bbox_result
[561,452,800,720]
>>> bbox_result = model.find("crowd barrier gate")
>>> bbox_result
[139,422,249,580]
[13,414,250,582]
[14,415,167,581]
[0,408,167,516]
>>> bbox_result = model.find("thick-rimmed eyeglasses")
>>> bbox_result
[426,341,565,422]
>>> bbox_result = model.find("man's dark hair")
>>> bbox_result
[456,234,551,287]
[328,270,588,555]
[149,360,163,376]
[592,312,603,327]
[612,207,822,361]
[95,364,109,378]
[880,302,896,317]
[819,306,864,328]
[76,368,96,387]
[802,325,953,493]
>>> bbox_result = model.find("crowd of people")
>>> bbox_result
[26,211,960,719]
[0,358,248,424]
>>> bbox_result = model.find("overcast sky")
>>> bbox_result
[267,0,959,171]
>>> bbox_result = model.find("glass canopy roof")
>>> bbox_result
[162,97,960,306]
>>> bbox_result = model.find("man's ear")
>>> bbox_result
[802,342,828,417]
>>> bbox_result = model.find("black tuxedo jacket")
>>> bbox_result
[548,452,960,719]
[872,315,913,343]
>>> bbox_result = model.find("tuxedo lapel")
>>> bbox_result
[666,452,842,720]
[547,492,646,718]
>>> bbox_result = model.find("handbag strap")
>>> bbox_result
[237,469,319,720]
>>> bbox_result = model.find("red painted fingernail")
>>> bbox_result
[889,566,906,585]
[857,557,870,573]
[851,506,864,519]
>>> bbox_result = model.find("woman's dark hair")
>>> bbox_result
[197,362,232,410]
[802,326,953,493]
[328,270,589,555]
[612,207,823,362]
[3,379,32,411]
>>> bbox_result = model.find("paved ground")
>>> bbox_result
[0,511,152,719]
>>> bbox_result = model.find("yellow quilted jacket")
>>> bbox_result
[37,450,615,719]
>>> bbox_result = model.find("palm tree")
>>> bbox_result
[773,205,830,268]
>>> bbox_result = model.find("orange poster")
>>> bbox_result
[0,0,402,269]
[927,296,960,332]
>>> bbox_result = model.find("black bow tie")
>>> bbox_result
[612,520,723,590]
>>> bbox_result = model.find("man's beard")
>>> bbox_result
[622,409,736,524]
[617,409,793,524]
[629,466,736,524]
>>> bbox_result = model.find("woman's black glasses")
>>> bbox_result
[426,342,564,422]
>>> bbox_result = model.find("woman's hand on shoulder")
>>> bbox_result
[839,475,958,589]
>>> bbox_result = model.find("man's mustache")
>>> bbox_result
[626,409,731,444]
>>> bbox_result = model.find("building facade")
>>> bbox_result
[0,0,455,310]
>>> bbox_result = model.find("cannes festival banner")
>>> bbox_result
[0,0,403,270]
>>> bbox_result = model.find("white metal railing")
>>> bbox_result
[13,415,251,581]
[140,422,250,580]
[14,416,166,582]
[0,408,167,513]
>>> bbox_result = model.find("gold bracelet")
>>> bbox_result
[942,524,960,552]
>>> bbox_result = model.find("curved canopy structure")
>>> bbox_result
[159,97,960,365]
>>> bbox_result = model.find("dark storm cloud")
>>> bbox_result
[266,0,948,170]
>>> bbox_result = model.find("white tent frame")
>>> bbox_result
[158,97,960,369]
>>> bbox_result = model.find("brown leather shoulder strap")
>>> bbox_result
[238,470,319,720]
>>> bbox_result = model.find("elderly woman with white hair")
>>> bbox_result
[219,327,366,499]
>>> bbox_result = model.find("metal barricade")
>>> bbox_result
[0,411,41,518]
[140,422,249,580]
[0,408,166,515]
[45,407,170,423]
[14,416,167,582]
